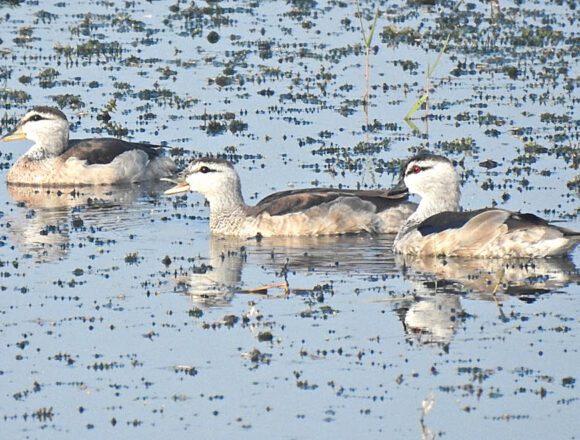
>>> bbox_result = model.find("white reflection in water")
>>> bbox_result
[173,234,401,307]
[173,232,578,349]
[396,255,578,346]
[4,182,171,263]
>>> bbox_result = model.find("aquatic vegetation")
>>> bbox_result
[75,39,123,60]
[0,88,30,104]
[50,94,85,109]
[37,67,60,88]
[0,0,577,438]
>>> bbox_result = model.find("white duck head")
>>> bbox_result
[165,158,245,211]
[390,153,461,226]
[2,106,70,159]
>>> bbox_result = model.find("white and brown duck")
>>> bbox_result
[164,158,416,237]
[390,153,580,258]
[1,106,176,186]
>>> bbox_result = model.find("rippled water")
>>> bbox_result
[0,0,578,438]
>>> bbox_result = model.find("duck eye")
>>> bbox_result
[30,114,43,122]
[408,164,422,175]
[199,166,211,174]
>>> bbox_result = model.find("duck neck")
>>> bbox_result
[23,133,69,161]
[206,186,247,234]
[398,186,461,238]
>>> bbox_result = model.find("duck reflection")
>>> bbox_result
[174,235,401,307]
[174,234,579,324]
[396,291,462,348]
[173,237,245,308]
[4,182,169,262]
[396,255,579,347]
[400,255,579,298]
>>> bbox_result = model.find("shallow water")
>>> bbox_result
[0,0,578,439]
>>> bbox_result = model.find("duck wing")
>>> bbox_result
[418,209,575,236]
[61,139,163,165]
[417,209,490,236]
[251,188,409,217]
[417,209,579,257]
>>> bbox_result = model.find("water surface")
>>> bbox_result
[0,0,578,438]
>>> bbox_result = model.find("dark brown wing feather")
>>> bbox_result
[250,188,409,217]
[61,138,163,165]
[417,209,490,236]
[504,212,580,237]
[504,212,552,230]
[418,208,577,237]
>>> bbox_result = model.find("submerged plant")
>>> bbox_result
[354,2,379,117]
[354,1,381,184]
[404,0,465,130]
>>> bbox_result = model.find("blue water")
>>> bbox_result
[0,0,578,438]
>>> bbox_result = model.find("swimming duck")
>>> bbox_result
[164,158,416,237]
[1,106,177,186]
[390,153,580,258]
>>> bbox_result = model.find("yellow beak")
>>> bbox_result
[164,181,191,195]
[1,127,27,142]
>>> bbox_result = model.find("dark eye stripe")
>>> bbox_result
[198,166,217,174]
[27,114,45,123]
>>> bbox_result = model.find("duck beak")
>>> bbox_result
[164,181,191,195]
[388,178,408,197]
[1,126,26,142]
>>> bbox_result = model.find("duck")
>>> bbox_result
[164,157,416,237]
[390,153,580,258]
[1,106,177,186]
